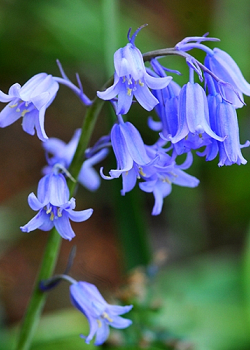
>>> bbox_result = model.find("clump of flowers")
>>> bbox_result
[1,26,249,348]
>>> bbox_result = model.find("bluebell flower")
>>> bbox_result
[138,147,199,215]
[204,48,250,108]
[170,81,225,146]
[20,173,93,240]
[70,281,133,345]
[102,117,199,214]
[0,73,59,141]
[43,129,108,191]
[101,119,152,195]
[148,60,209,155]
[212,94,249,166]
[97,28,172,115]
[198,74,250,165]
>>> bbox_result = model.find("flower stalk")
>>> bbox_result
[15,95,105,350]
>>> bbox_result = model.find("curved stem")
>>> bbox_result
[15,95,105,350]
[143,47,188,61]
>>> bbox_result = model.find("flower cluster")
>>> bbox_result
[95,31,250,214]
[0,26,249,346]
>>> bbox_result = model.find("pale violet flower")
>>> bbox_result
[21,173,93,240]
[70,281,133,345]
[0,73,59,141]
[97,28,172,115]
[204,48,250,108]
[101,119,152,195]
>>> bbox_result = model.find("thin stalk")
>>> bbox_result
[15,96,104,350]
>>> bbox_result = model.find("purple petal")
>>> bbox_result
[120,122,150,165]
[144,73,172,90]
[94,321,110,346]
[110,124,133,176]
[54,214,75,240]
[0,83,21,102]
[133,85,159,111]
[19,73,48,101]
[20,209,49,232]
[48,173,69,206]
[0,104,22,127]
[207,48,250,96]
[116,84,133,115]
[148,116,162,131]
[22,112,36,135]
[78,167,101,191]
[109,304,133,316]
[121,167,137,195]
[27,192,43,210]
[97,75,120,100]
[152,184,169,215]
[36,107,48,141]
[66,208,93,222]
[31,91,50,110]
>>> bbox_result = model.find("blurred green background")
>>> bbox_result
[1,0,250,349]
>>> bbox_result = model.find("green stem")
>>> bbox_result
[15,96,104,350]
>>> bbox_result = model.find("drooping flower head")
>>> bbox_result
[138,146,200,215]
[0,73,59,141]
[97,27,172,115]
[204,47,250,108]
[70,281,133,345]
[101,118,152,195]
[20,172,93,240]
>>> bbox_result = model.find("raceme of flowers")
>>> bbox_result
[0,27,249,345]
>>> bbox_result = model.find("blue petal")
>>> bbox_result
[152,182,171,215]
[185,83,224,141]
[0,83,21,102]
[97,74,121,101]
[144,73,172,90]
[30,91,50,110]
[66,208,93,222]
[120,122,150,165]
[48,173,69,206]
[217,100,248,165]
[116,83,133,115]
[0,104,22,127]
[148,116,162,131]
[27,192,43,211]
[108,304,133,316]
[37,174,51,204]
[22,112,36,135]
[110,316,132,329]
[121,166,138,195]
[54,214,75,240]
[19,73,48,101]
[206,48,250,96]
[110,124,133,177]
[120,44,145,81]
[94,321,109,346]
[36,107,48,141]
[133,85,159,111]
[20,209,49,232]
